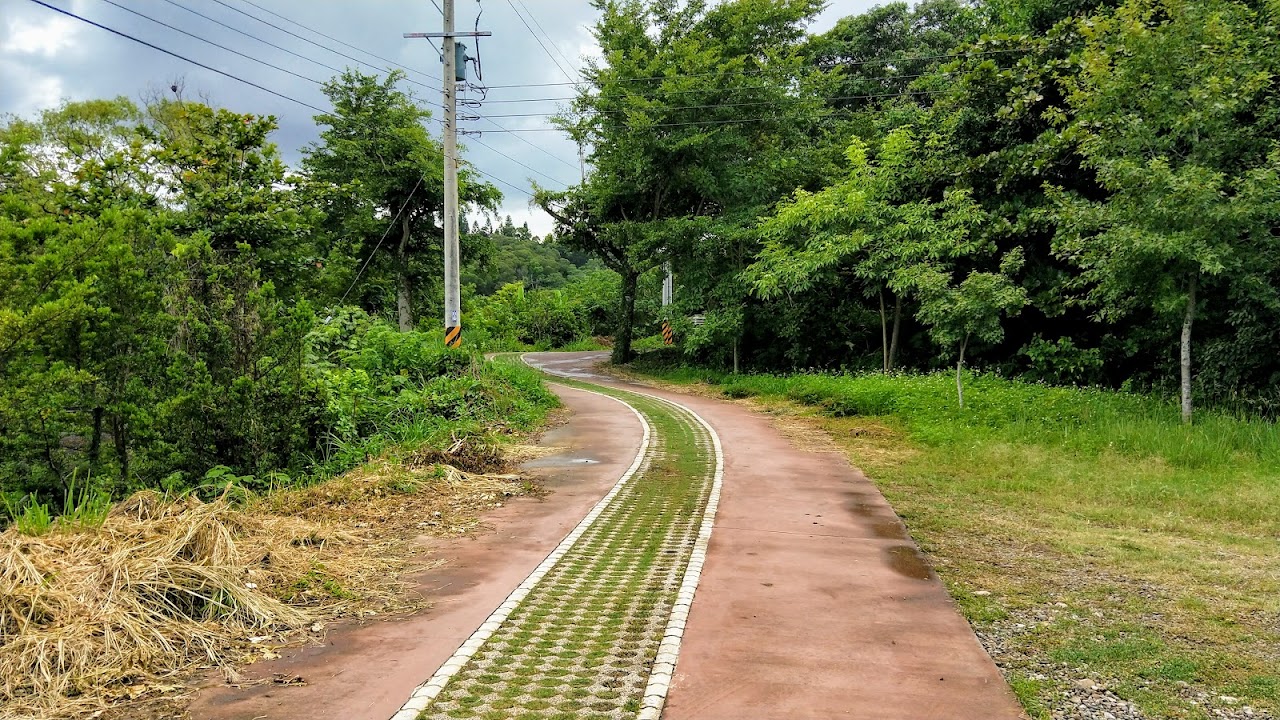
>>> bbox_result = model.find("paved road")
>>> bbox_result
[191,351,1026,720]
[190,384,647,720]
[523,352,1026,720]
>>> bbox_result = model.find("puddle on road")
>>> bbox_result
[846,491,909,540]
[884,545,933,580]
[869,518,908,540]
[522,456,600,468]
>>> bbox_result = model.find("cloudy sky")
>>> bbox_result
[1,0,878,233]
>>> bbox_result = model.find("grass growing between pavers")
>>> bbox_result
[622,360,1280,720]
[416,382,715,720]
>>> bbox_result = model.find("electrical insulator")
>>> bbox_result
[455,43,468,81]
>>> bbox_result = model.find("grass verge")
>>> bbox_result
[622,356,1280,720]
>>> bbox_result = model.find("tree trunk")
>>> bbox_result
[888,296,902,371]
[396,214,413,332]
[89,406,103,469]
[1181,275,1197,425]
[733,337,740,375]
[879,289,889,373]
[956,335,969,409]
[612,271,639,364]
[112,413,130,485]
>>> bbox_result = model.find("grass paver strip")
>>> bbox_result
[407,378,716,720]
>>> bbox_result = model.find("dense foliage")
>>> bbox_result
[0,80,565,514]
[547,0,1280,420]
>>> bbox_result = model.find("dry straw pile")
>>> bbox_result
[0,453,533,720]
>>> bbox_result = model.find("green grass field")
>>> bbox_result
[626,359,1280,719]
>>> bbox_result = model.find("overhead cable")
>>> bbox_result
[238,0,441,86]
[337,175,425,306]
[481,48,1028,89]
[23,0,326,112]
[505,0,575,83]
[160,0,346,78]
[206,0,442,89]
[95,0,324,87]
[478,90,947,132]
[515,0,579,77]
[469,137,570,187]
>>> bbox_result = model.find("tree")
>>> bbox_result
[751,125,987,372]
[806,0,983,109]
[304,70,497,331]
[909,251,1028,407]
[1052,0,1280,422]
[539,0,825,363]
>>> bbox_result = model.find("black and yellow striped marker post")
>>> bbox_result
[662,321,674,346]
[445,325,462,348]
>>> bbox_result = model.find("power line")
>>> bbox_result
[429,0,444,15]
[477,116,580,172]
[477,90,947,132]
[156,0,449,118]
[160,0,345,77]
[473,68,952,104]
[515,0,578,77]
[337,175,425,306]
[238,0,441,86]
[24,0,326,113]
[469,136,569,187]
[505,0,575,83]
[477,83,953,119]
[112,0,567,182]
[476,90,947,132]
[206,0,442,91]
[472,166,534,199]
[95,0,324,87]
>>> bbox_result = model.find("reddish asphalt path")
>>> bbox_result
[189,384,645,720]
[523,352,1026,720]
[189,352,1026,720]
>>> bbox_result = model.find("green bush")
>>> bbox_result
[1,305,558,523]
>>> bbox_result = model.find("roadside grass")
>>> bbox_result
[624,358,1280,719]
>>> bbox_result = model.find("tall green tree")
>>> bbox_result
[1052,0,1280,422]
[304,70,497,331]
[752,127,985,372]
[539,0,825,363]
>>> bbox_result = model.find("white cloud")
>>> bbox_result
[501,201,554,238]
[0,58,66,115]
[2,14,79,58]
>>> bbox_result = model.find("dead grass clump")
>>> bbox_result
[1,458,540,720]
[0,492,319,719]
[410,437,507,474]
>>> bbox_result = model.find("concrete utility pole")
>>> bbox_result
[405,1,489,348]
[661,262,674,346]
[441,0,460,348]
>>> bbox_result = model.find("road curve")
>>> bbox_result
[522,351,1027,720]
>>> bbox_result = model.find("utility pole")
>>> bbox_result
[441,0,460,348]
[661,262,674,346]
[405,2,489,348]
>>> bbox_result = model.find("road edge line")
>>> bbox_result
[389,380,652,720]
